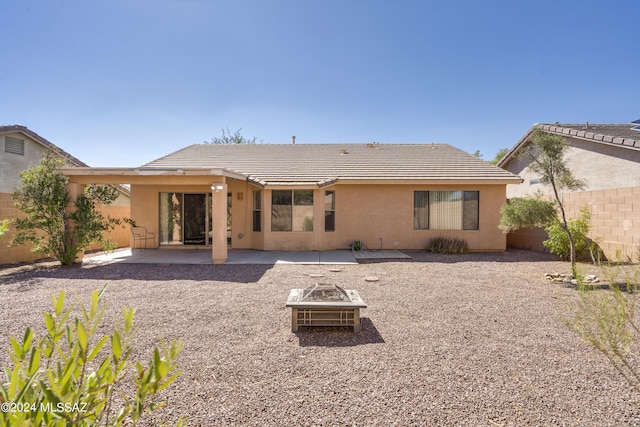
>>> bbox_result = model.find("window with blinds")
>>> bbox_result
[413,190,479,230]
[271,190,314,231]
[5,136,24,155]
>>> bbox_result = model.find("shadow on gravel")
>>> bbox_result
[0,263,273,286]
[407,248,558,264]
[295,318,385,347]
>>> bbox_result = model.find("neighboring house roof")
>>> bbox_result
[142,143,521,186]
[0,124,130,196]
[498,122,640,168]
[0,124,89,167]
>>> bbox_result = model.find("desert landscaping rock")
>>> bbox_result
[1,249,638,426]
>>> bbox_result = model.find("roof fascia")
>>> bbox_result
[497,126,536,168]
[59,167,247,180]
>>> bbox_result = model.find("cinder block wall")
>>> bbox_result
[507,186,640,261]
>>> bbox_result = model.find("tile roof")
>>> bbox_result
[143,143,520,186]
[538,123,640,149]
[498,122,640,168]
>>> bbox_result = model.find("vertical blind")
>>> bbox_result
[414,191,479,230]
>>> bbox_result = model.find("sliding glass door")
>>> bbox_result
[159,193,212,246]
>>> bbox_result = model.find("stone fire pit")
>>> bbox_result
[286,283,367,333]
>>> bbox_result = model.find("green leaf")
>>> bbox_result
[53,291,65,316]
[76,320,88,354]
[9,337,23,360]
[111,330,122,360]
[157,370,182,392]
[88,336,108,362]
[90,289,100,318]
[44,312,56,336]
[123,307,135,334]
[21,327,33,355]
[28,346,41,376]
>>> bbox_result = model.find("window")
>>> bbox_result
[5,136,24,155]
[271,190,314,231]
[413,190,479,230]
[324,191,335,232]
[414,191,429,230]
[252,190,261,232]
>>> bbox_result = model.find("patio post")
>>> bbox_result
[211,182,228,264]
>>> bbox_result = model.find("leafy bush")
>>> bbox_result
[544,206,592,261]
[499,197,557,233]
[427,236,469,254]
[0,286,183,426]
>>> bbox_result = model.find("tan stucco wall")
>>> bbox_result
[128,181,509,253]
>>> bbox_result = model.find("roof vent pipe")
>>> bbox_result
[292,135,296,144]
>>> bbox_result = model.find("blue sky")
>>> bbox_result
[1,0,637,167]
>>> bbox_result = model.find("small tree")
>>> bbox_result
[490,147,510,165]
[207,128,260,145]
[525,129,585,275]
[11,156,124,265]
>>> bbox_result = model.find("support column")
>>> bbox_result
[211,182,228,264]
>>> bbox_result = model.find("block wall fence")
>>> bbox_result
[507,186,640,261]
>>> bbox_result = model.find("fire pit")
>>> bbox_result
[286,283,367,333]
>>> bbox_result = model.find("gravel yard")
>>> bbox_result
[1,249,639,426]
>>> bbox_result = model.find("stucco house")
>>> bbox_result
[498,122,640,260]
[61,141,521,263]
[0,125,130,265]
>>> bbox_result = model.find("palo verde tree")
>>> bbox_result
[523,129,585,274]
[11,155,123,265]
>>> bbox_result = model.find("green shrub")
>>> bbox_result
[427,236,469,254]
[0,286,183,426]
[544,205,592,261]
[499,196,557,233]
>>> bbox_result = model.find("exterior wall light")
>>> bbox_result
[211,184,224,192]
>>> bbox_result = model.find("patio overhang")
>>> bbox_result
[59,167,248,185]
